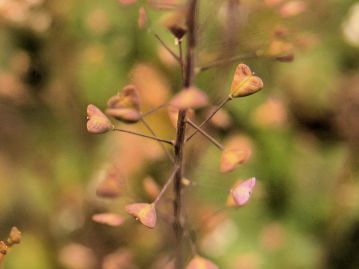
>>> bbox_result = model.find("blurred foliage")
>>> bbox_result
[0,0,359,269]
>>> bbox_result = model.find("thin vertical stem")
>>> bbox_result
[173,0,198,268]
[178,38,185,81]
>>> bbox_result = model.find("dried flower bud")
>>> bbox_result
[168,25,187,40]
[220,148,251,173]
[229,177,256,207]
[186,256,218,269]
[92,213,124,226]
[106,85,141,123]
[162,11,187,39]
[170,87,209,110]
[7,227,21,246]
[87,104,113,134]
[125,203,157,229]
[229,64,263,98]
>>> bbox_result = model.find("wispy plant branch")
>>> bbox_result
[140,118,175,163]
[186,96,231,141]
[113,128,174,145]
[186,119,224,150]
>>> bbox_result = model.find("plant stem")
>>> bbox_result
[178,38,185,81]
[141,103,169,117]
[186,119,224,150]
[154,166,179,204]
[154,33,181,63]
[112,128,174,145]
[186,96,231,142]
[173,0,198,268]
[140,118,175,163]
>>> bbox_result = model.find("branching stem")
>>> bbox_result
[186,97,231,142]
[186,119,224,150]
[173,1,198,268]
[113,128,174,145]
[154,166,179,204]
[141,103,169,117]
[154,33,181,63]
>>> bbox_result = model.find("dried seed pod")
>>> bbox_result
[220,148,251,173]
[228,177,256,207]
[162,10,187,39]
[169,25,187,39]
[106,85,141,123]
[229,64,263,98]
[87,104,113,134]
[92,213,124,226]
[125,203,157,229]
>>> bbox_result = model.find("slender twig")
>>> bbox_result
[113,128,174,145]
[154,166,179,204]
[186,119,224,150]
[141,103,169,117]
[186,97,231,142]
[154,33,181,63]
[196,52,258,72]
[143,5,180,63]
[140,118,175,163]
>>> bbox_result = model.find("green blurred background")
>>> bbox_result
[0,0,359,268]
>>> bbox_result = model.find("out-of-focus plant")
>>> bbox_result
[84,1,300,268]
